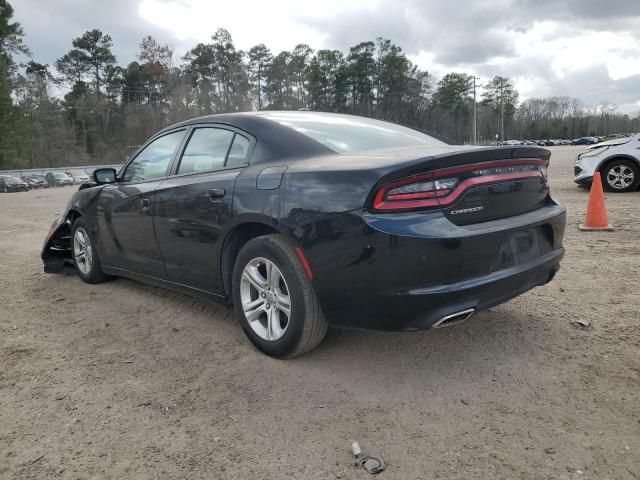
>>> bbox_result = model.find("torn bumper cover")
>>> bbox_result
[41,216,72,272]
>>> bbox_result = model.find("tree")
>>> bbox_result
[248,44,272,110]
[0,0,31,169]
[264,50,297,109]
[138,35,172,68]
[375,38,413,121]
[0,0,29,58]
[15,62,74,167]
[307,49,345,111]
[435,73,473,138]
[54,49,89,84]
[290,43,312,106]
[56,29,116,95]
[183,42,217,113]
[8,21,640,169]
[481,76,518,140]
[345,41,376,114]
[137,36,172,106]
[211,28,250,112]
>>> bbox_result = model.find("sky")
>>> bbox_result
[13,0,640,113]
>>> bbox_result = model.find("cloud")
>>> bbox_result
[14,0,183,68]
[12,0,640,111]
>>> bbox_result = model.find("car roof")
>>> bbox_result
[157,111,453,162]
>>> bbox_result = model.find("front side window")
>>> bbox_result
[123,130,185,182]
[178,128,234,174]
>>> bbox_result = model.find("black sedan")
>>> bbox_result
[0,175,29,192]
[42,112,566,358]
[24,175,49,189]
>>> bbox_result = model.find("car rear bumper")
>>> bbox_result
[292,199,566,331]
[382,248,562,330]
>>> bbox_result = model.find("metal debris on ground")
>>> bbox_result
[571,318,592,328]
[351,441,385,474]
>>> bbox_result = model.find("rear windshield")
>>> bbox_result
[259,112,445,153]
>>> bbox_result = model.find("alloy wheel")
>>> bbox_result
[73,227,93,275]
[606,165,635,190]
[240,257,292,341]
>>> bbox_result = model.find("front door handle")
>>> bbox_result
[208,188,225,200]
[141,197,151,209]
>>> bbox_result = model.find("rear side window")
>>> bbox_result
[226,134,250,167]
[178,128,234,174]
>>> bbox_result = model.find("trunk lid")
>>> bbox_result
[434,146,550,225]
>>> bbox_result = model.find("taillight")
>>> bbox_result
[373,159,548,211]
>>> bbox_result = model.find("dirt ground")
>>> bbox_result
[1,146,639,480]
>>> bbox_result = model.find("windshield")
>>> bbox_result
[54,173,70,179]
[259,112,446,153]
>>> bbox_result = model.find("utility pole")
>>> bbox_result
[472,76,480,145]
[257,63,262,111]
[499,77,505,141]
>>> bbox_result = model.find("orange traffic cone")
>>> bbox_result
[579,172,614,231]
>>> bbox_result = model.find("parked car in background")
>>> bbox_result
[42,111,566,358]
[0,175,29,192]
[574,133,640,192]
[65,171,91,184]
[23,175,49,189]
[572,137,598,145]
[46,172,74,187]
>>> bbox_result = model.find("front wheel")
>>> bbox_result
[602,159,640,192]
[71,218,110,284]
[232,234,328,358]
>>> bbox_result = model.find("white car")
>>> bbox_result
[66,171,91,185]
[574,134,640,192]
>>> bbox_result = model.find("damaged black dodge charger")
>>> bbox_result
[42,112,566,358]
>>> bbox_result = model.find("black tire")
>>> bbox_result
[232,234,328,358]
[70,217,110,284]
[601,159,640,193]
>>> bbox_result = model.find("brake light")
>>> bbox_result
[373,159,547,211]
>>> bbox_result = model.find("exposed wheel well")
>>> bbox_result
[221,222,280,304]
[67,209,81,224]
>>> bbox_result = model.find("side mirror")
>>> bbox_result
[93,168,118,184]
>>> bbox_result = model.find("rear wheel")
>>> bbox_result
[602,159,640,192]
[232,234,328,358]
[71,218,109,284]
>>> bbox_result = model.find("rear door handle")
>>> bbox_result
[208,188,225,200]
[141,197,151,208]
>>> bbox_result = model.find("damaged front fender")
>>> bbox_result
[41,216,73,272]
[41,185,104,273]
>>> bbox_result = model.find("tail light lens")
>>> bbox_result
[373,159,548,212]
[385,177,458,201]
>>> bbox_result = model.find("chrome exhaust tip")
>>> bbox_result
[432,308,475,329]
